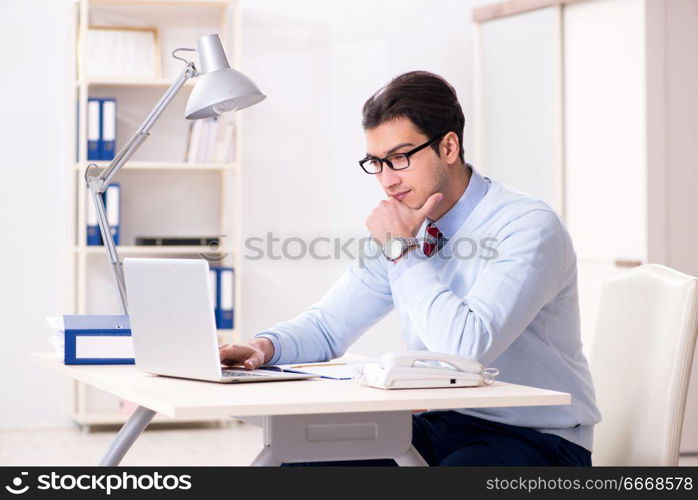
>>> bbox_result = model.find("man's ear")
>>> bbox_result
[441,131,460,164]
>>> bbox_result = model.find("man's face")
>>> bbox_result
[364,117,448,211]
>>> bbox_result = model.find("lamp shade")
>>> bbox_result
[185,34,266,120]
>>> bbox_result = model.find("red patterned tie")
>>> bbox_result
[423,222,444,257]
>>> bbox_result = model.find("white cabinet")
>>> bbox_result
[563,0,647,264]
[475,6,563,213]
[563,0,647,350]
[474,0,698,453]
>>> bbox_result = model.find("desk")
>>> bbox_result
[34,353,571,466]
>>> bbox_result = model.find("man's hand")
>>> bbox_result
[219,337,275,370]
[365,192,443,247]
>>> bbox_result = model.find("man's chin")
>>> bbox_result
[400,191,418,206]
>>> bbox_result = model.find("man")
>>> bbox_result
[220,71,601,466]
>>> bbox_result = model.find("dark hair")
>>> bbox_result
[362,71,465,163]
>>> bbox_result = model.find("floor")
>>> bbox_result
[0,421,263,466]
[1,423,698,466]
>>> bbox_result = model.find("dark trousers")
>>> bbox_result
[284,411,591,466]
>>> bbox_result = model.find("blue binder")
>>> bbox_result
[210,268,220,328]
[100,98,116,161]
[63,315,133,365]
[86,190,105,246]
[87,98,101,161]
[106,183,121,245]
[213,267,234,330]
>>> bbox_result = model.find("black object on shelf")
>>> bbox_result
[135,236,221,246]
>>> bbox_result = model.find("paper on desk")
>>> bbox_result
[46,316,65,360]
[276,360,376,380]
[46,316,65,331]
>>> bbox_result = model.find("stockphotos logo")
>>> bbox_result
[4,472,29,495]
[2,471,192,496]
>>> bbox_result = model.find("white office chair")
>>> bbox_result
[589,264,698,465]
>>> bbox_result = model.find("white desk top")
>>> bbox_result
[34,353,570,418]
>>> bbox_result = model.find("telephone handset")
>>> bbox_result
[353,350,499,390]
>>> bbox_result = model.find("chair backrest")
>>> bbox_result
[590,264,698,465]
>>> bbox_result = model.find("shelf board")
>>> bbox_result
[78,77,196,88]
[79,245,233,256]
[87,0,236,6]
[76,161,237,172]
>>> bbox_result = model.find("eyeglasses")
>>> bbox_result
[358,133,447,175]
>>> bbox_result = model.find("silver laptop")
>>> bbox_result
[123,258,317,383]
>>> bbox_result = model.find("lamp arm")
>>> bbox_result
[84,60,197,314]
[89,187,130,313]
[93,62,198,191]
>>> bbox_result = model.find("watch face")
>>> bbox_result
[385,238,404,260]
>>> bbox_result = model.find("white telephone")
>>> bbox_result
[353,351,499,390]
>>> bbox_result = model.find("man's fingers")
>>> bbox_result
[417,192,443,217]
[243,350,266,370]
[220,343,264,370]
[220,344,251,364]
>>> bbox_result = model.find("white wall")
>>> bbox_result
[0,0,75,428]
[239,0,489,356]
[0,0,490,429]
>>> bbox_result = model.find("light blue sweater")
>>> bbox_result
[257,167,602,452]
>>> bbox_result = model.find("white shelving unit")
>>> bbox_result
[69,0,243,428]
[76,160,238,171]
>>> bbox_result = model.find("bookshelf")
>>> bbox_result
[76,161,238,171]
[69,0,242,429]
[80,245,235,255]
[79,77,197,88]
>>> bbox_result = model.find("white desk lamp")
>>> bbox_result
[85,34,265,314]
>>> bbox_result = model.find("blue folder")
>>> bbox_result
[211,267,234,329]
[63,315,133,365]
[210,268,220,328]
[105,183,121,246]
[87,98,101,161]
[100,98,116,161]
[86,191,106,246]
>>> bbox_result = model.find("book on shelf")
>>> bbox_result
[87,98,100,161]
[85,26,160,79]
[185,115,236,164]
[135,236,221,246]
[86,190,105,246]
[86,183,121,246]
[106,183,121,245]
[210,267,235,330]
[86,97,117,161]
[101,98,116,161]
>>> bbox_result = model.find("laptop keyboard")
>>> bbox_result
[222,369,275,378]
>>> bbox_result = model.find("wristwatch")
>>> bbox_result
[383,237,420,261]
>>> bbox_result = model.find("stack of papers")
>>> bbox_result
[275,361,375,380]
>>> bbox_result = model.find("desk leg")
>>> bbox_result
[250,447,282,466]
[394,445,428,466]
[99,406,156,466]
